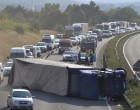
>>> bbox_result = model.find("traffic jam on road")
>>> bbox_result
[0,21,138,110]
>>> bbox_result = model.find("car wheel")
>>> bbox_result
[10,107,14,110]
[7,103,9,108]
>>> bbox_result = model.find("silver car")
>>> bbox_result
[3,62,13,76]
[62,50,78,61]
[7,89,34,110]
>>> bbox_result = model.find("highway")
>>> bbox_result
[46,37,114,68]
[0,37,120,110]
[123,33,140,78]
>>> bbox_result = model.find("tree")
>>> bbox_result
[107,6,138,22]
[40,3,68,29]
[65,4,86,24]
[80,1,101,25]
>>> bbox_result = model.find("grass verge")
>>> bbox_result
[104,32,140,110]
[0,30,41,63]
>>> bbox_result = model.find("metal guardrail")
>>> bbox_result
[115,31,140,110]
[115,31,140,61]
[123,95,133,110]
[115,31,140,81]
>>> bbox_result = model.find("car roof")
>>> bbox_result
[64,50,75,53]
[12,89,30,92]
[37,42,45,44]
[11,47,24,49]
[6,61,13,64]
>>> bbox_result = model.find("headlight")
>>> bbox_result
[12,100,18,104]
[28,101,33,105]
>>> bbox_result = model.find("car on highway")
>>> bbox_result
[92,29,103,41]
[23,45,38,58]
[8,47,27,59]
[70,37,78,46]
[102,30,112,38]
[109,29,117,35]
[42,34,55,50]
[77,52,87,64]
[34,46,41,57]
[56,34,63,39]
[25,49,34,58]
[36,42,47,53]
[3,62,13,76]
[62,50,78,62]
[54,38,60,48]
[7,89,34,110]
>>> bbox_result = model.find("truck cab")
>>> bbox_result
[58,39,72,54]
[42,34,55,50]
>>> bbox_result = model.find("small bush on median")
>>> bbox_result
[14,25,24,34]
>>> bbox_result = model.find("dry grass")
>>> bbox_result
[0,30,41,63]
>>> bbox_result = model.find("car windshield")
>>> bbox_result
[81,42,94,48]
[91,33,97,35]
[10,52,25,58]
[80,53,86,57]
[5,62,13,67]
[64,51,74,55]
[70,37,76,40]
[59,41,71,47]
[42,39,51,43]
[37,43,45,46]
[55,41,59,43]
[13,91,31,98]
[103,31,109,33]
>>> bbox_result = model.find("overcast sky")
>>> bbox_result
[81,0,140,3]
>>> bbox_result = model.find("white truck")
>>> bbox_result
[42,34,55,50]
[102,22,111,30]
[72,23,88,35]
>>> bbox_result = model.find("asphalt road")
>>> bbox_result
[46,37,114,68]
[0,37,120,110]
[123,33,140,78]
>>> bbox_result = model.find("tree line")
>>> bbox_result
[0,1,140,32]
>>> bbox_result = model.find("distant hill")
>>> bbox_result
[96,2,140,14]
[0,0,78,11]
[0,0,140,14]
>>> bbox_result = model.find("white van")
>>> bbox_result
[9,47,27,59]
[42,34,55,50]
[23,45,37,58]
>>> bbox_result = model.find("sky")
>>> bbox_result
[79,0,140,3]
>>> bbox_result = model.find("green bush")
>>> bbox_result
[14,25,24,34]
[53,25,64,33]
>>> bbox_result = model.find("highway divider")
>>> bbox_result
[115,31,140,81]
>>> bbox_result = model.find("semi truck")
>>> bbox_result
[95,24,104,30]
[65,25,74,37]
[58,35,72,54]
[102,22,111,30]
[130,22,137,30]
[72,23,88,36]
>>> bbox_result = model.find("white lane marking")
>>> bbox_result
[123,35,140,80]
[106,101,112,110]
[96,41,106,67]
[96,37,114,67]
[58,104,62,110]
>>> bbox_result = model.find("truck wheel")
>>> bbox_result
[58,50,61,54]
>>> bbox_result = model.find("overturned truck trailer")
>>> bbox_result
[8,58,92,96]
